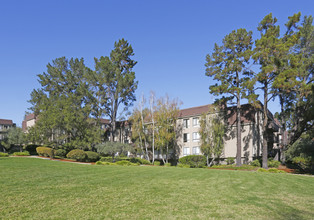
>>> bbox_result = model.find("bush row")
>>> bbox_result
[257,168,286,173]
[100,156,151,165]
[12,151,30,156]
[178,155,206,168]
[0,152,9,157]
[250,159,281,168]
[36,147,100,162]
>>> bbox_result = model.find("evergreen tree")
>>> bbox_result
[94,39,138,142]
[205,28,253,166]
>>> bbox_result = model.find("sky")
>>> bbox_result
[0,0,313,126]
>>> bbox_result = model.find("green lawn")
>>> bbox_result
[1,158,314,219]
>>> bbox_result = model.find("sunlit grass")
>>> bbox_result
[0,157,313,219]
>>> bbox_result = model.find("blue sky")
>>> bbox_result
[0,0,313,126]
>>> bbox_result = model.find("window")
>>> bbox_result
[193,117,199,127]
[192,146,200,155]
[183,133,190,142]
[183,147,190,156]
[183,119,190,128]
[192,132,200,142]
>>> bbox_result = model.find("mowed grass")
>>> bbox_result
[1,158,314,220]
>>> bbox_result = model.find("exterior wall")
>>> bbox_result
[176,110,265,163]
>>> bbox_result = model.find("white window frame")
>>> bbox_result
[192,146,200,155]
[193,117,199,127]
[183,147,190,156]
[192,132,200,142]
[183,119,190,128]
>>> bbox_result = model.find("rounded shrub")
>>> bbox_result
[268,159,281,168]
[154,161,161,166]
[66,149,87,162]
[115,160,139,166]
[130,157,151,165]
[178,155,206,168]
[85,151,100,162]
[0,152,9,157]
[12,151,30,156]
[250,159,261,167]
[257,168,267,172]
[36,147,54,158]
[164,163,171,167]
[95,161,103,165]
[54,149,67,158]
[100,156,114,162]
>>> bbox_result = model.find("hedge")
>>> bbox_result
[36,147,54,158]
[85,151,100,162]
[0,152,9,157]
[13,151,30,156]
[178,155,206,168]
[66,149,86,162]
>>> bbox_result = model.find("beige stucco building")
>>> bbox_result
[176,104,279,163]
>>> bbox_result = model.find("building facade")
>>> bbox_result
[176,104,279,163]
[0,119,16,152]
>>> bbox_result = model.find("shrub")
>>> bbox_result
[12,151,30,156]
[55,149,67,158]
[0,152,9,157]
[115,160,139,166]
[100,156,114,162]
[177,163,190,168]
[154,161,160,166]
[226,157,235,165]
[85,151,100,162]
[179,155,206,168]
[36,147,54,158]
[66,149,87,162]
[250,159,261,167]
[24,145,39,155]
[95,161,103,165]
[164,163,171,167]
[268,159,281,168]
[257,168,267,172]
[130,157,151,165]
[291,156,313,171]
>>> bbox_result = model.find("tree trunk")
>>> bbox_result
[209,156,215,167]
[206,155,209,167]
[262,84,268,169]
[236,92,242,167]
[166,144,169,164]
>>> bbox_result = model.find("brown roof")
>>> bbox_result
[178,104,212,118]
[226,104,256,125]
[0,119,14,125]
[100,118,110,124]
[24,113,36,121]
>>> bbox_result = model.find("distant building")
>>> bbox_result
[0,119,16,152]
[22,114,36,132]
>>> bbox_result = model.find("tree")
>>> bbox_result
[273,14,314,145]
[95,142,133,160]
[29,57,101,149]
[94,38,138,142]
[154,95,180,164]
[149,91,156,164]
[129,99,150,160]
[252,13,286,169]
[199,107,225,166]
[6,127,25,152]
[205,28,253,166]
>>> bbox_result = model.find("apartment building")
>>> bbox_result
[22,114,36,132]
[177,104,279,163]
[0,119,16,152]
[0,119,16,140]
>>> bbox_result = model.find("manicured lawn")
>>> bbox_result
[1,158,314,219]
